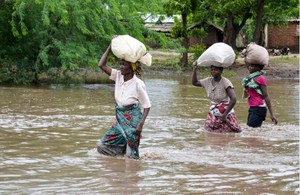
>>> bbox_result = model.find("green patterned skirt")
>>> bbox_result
[97,103,142,159]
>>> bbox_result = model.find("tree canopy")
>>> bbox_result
[0,0,170,84]
[0,0,298,84]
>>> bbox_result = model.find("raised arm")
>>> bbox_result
[192,61,202,87]
[98,43,112,76]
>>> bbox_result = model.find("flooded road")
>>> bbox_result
[0,75,299,194]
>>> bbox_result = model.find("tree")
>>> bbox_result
[253,0,265,44]
[253,0,299,45]
[206,0,299,48]
[163,0,200,67]
[205,0,255,49]
[0,0,164,84]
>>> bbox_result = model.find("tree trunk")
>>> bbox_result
[181,13,189,67]
[253,0,265,45]
[224,11,252,49]
[224,13,237,49]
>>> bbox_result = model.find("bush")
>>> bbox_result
[0,59,37,85]
[189,44,207,62]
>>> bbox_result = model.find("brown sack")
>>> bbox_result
[243,42,269,66]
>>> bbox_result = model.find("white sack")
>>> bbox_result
[138,53,152,67]
[111,35,152,66]
[196,42,235,68]
[243,42,269,66]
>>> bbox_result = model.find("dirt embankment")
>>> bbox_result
[230,55,299,79]
[149,51,299,80]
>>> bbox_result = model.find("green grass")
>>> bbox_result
[269,55,299,65]
[34,52,300,84]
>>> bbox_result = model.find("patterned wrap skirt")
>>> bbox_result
[204,102,242,133]
[97,103,142,159]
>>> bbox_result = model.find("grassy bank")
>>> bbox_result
[269,54,299,65]
[38,51,299,84]
[6,51,297,85]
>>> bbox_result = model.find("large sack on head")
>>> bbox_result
[243,42,269,66]
[196,42,235,68]
[111,35,152,66]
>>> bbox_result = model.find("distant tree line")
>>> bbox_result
[0,0,298,84]
[164,0,298,66]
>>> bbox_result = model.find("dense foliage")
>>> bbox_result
[0,0,177,84]
[0,0,298,84]
[166,0,298,50]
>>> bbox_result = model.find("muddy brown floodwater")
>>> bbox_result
[0,74,299,194]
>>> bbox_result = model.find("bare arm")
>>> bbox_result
[135,107,150,135]
[219,87,237,122]
[98,43,112,76]
[192,61,202,87]
[261,85,278,124]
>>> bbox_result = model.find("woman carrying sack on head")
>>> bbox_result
[192,43,241,133]
[97,36,151,159]
[242,42,278,128]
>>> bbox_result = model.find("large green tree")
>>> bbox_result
[205,0,254,49]
[0,0,163,84]
[163,0,202,67]
[205,0,298,48]
[252,0,299,45]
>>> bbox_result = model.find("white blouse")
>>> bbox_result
[109,69,151,108]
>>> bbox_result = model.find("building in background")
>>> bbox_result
[265,19,299,53]
[188,22,224,47]
[144,14,223,48]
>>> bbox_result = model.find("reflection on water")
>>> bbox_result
[0,75,299,194]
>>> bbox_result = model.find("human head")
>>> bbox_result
[246,63,264,73]
[119,60,142,76]
[119,60,133,75]
[210,65,223,78]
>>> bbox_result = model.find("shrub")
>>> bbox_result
[189,44,207,62]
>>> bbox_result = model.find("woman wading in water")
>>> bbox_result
[192,63,241,133]
[97,39,151,159]
[242,42,278,127]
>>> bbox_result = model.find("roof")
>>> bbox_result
[267,18,300,24]
[144,23,173,32]
[143,14,223,33]
[143,14,180,32]
[288,18,300,23]
[143,14,181,23]
[188,21,223,32]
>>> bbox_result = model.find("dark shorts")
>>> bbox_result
[247,106,267,128]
